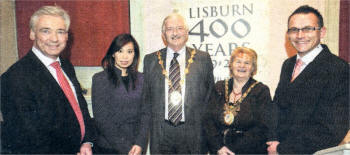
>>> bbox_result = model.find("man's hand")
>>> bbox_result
[77,143,92,155]
[128,145,142,155]
[217,146,235,155]
[266,141,279,155]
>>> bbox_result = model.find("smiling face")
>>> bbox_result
[162,14,188,52]
[231,53,254,80]
[30,15,68,60]
[288,13,326,57]
[113,42,135,73]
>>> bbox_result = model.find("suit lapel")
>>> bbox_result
[29,51,81,111]
[157,48,167,119]
[60,59,73,82]
[27,51,65,96]
[27,51,80,122]
[160,48,167,98]
[294,49,327,82]
[26,51,83,140]
[60,59,79,95]
[60,59,90,118]
[161,48,167,68]
[286,56,297,83]
[184,47,193,111]
[185,47,190,66]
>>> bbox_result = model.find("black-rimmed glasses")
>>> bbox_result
[287,26,321,34]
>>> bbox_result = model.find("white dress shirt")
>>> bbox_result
[296,44,323,73]
[32,46,79,103]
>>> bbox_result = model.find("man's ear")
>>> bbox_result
[320,26,327,39]
[161,33,167,46]
[30,29,35,41]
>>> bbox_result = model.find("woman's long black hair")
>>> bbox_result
[101,33,140,89]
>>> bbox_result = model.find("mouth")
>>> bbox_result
[47,44,60,50]
[171,35,181,40]
[294,40,310,45]
[119,61,129,65]
[237,69,247,73]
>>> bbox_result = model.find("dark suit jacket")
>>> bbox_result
[143,47,215,154]
[272,44,349,154]
[92,67,150,154]
[1,50,94,154]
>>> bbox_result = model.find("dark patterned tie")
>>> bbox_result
[168,53,182,126]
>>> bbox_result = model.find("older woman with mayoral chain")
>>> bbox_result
[204,47,272,154]
[91,34,150,154]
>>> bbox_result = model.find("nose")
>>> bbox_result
[121,53,128,59]
[171,30,177,36]
[49,32,59,42]
[296,30,305,38]
[238,63,245,68]
[172,28,180,35]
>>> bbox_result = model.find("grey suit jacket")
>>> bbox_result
[143,47,215,154]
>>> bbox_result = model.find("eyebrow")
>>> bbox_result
[38,27,66,31]
[120,48,134,50]
[288,25,316,28]
[39,27,50,30]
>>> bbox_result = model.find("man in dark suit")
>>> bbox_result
[143,12,215,154]
[1,6,94,154]
[267,5,349,154]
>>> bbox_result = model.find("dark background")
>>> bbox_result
[15,0,130,66]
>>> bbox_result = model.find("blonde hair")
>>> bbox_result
[30,5,70,31]
[229,47,258,77]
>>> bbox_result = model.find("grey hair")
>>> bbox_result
[30,5,70,31]
[161,11,189,33]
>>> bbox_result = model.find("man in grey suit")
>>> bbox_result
[143,12,215,154]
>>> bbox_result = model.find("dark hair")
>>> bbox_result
[101,33,140,89]
[288,5,324,28]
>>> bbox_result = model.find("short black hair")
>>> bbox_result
[288,5,324,28]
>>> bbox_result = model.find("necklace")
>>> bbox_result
[232,91,241,96]
[230,91,241,103]
[156,49,196,90]
[231,88,242,102]
[223,79,259,125]
[232,90,241,95]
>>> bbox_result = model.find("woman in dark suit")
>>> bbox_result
[92,34,150,154]
[204,47,272,154]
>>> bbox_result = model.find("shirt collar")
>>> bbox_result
[167,46,186,57]
[32,46,61,67]
[296,44,323,65]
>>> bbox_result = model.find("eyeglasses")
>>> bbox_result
[287,26,321,34]
[165,26,185,32]
[39,28,68,35]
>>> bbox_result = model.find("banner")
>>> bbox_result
[175,0,270,81]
